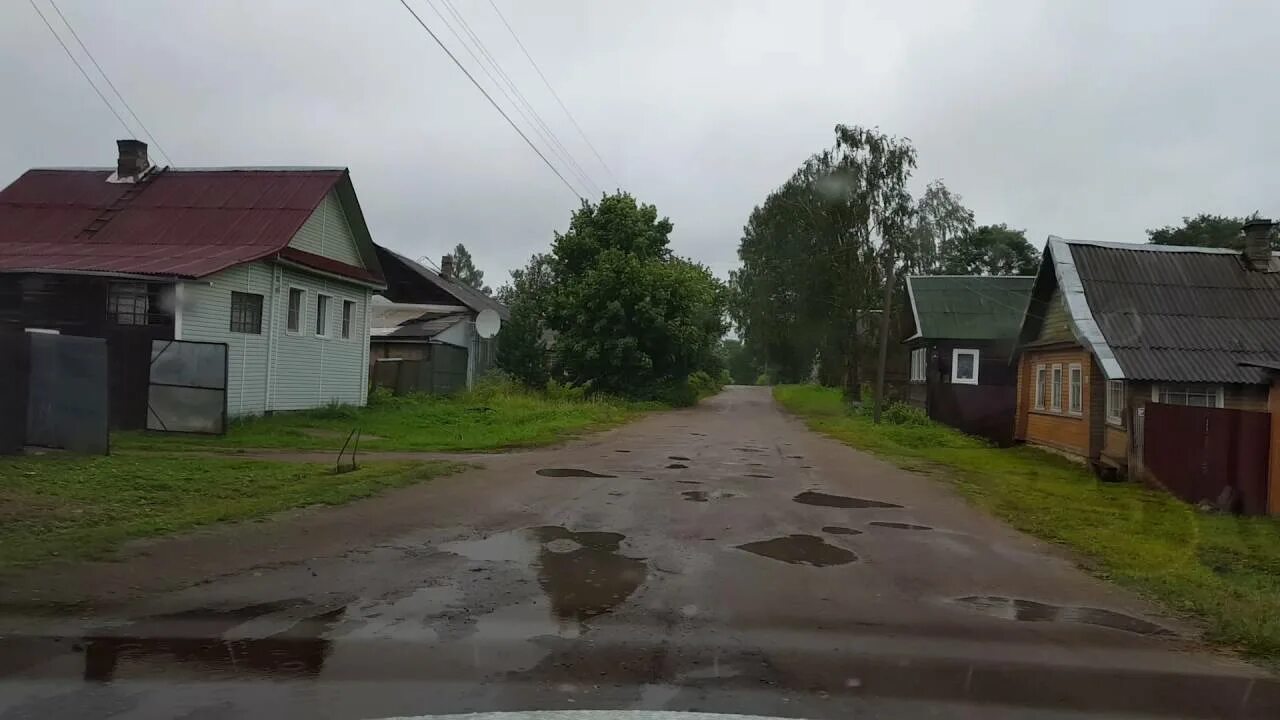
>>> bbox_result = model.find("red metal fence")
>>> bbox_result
[1142,402,1271,515]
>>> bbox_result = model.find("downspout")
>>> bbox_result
[264,264,281,412]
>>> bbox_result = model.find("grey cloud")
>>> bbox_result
[2,0,1277,286]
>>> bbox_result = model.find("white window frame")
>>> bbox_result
[1106,379,1125,425]
[1152,384,1224,409]
[951,348,979,385]
[315,293,331,337]
[1033,364,1046,410]
[909,348,926,383]
[286,287,305,335]
[341,299,355,340]
[1050,364,1063,412]
[1067,363,1083,415]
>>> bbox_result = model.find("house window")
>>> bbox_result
[341,300,355,339]
[1156,384,1223,408]
[1106,380,1125,425]
[951,349,978,385]
[286,288,304,333]
[229,291,263,334]
[910,348,926,383]
[1050,364,1063,411]
[1068,364,1083,415]
[315,294,330,336]
[1033,364,1046,409]
[107,282,163,325]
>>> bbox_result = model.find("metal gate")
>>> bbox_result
[1143,402,1271,514]
[26,331,110,453]
[146,339,228,434]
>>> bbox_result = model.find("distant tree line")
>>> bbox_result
[729,124,1040,395]
[1146,213,1277,250]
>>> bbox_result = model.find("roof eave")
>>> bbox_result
[1048,236,1125,380]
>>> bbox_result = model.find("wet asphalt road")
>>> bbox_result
[1,386,1278,719]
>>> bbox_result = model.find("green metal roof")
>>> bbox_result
[906,275,1034,340]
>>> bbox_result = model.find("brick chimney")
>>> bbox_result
[440,254,455,279]
[1242,217,1276,272]
[115,139,150,181]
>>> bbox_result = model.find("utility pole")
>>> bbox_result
[872,241,895,424]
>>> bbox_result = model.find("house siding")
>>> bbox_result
[1022,347,1094,459]
[1039,287,1076,344]
[178,263,275,417]
[270,266,370,411]
[288,191,364,267]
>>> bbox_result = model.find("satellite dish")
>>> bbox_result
[475,309,502,339]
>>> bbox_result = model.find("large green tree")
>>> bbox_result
[495,253,553,387]
[906,180,974,273]
[545,193,727,397]
[450,243,491,294]
[1146,213,1267,250]
[938,224,1041,275]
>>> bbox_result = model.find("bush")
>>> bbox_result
[309,399,359,421]
[469,370,522,400]
[544,379,588,401]
[882,401,929,426]
[657,377,699,407]
[755,372,772,386]
[367,385,395,407]
[687,370,721,398]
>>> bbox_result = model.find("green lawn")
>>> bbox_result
[774,384,1280,664]
[0,454,463,570]
[114,386,656,453]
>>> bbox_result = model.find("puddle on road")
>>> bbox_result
[736,535,857,567]
[668,455,691,461]
[786,455,803,459]
[953,596,1174,636]
[536,468,617,478]
[614,449,632,453]
[665,463,688,469]
[869,521,932,531]
[793,491,903,509]
[744,473,773,479]
[675,480,702,485]
[734,447,764,453]
[528,526,647,625]
[822,526,863,535]
[681,490,738,502]
[78,602,343,681]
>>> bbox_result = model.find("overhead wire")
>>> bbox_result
[436,0,600,196]
[26,0,134,140]
[394,0,583,201]
[486,0,618,189]
[46,0,174,167]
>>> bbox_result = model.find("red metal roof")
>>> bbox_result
[0,167,378,282]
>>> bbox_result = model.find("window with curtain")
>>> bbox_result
[1068,364,1083,414]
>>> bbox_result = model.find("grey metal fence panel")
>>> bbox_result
[26,332,109,454]
[147,340,228,435]
[433,344,469,395]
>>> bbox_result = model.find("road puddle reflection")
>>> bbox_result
[736,534,858,566]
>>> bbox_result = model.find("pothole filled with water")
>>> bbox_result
[953,596,1174,636]
[536,468,617,478]
[793,491,902,509]
[869,521,931,531]
[736,534,857,567]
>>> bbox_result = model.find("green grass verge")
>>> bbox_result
[114,387,657,453]
[0,454,464,570]
[774,384,1280,664]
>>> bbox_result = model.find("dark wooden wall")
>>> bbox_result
[0,273,173,429]
[911,338,1020,445]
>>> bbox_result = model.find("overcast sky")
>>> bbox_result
[2,0,1277,284]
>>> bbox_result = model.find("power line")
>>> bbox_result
[436,0,600,196]
[487,0,619,189]
[394,0,583,201]
[47,0,174,167]
[27,0,133,139]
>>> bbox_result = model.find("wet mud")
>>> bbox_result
[793,491,902,509]
[736,534,858,567]
[665,463,688,469]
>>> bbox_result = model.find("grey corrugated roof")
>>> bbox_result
[377,313,467,340]
[1068,241,1280,384]
[378,246,510,321]
[906,275,1034,340]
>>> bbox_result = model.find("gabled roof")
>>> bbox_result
[375,245,509,321]
[1019,237,1280,384]
[905,275,1034,341]
[0,167,383,285]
